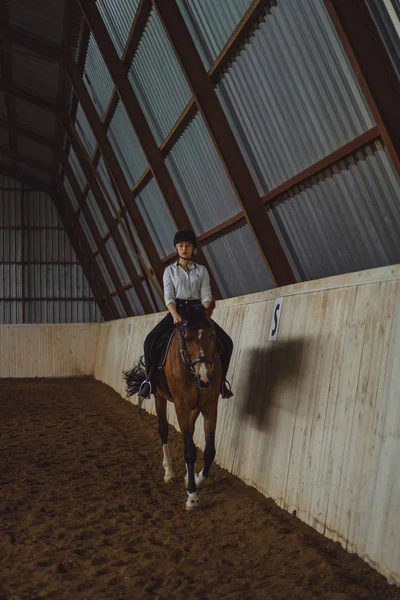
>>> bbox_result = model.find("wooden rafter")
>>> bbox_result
[60,151,131,318]
[77,0,223,299]
[54,187,116,320]
[152,0,295,287]
[62,120,154,314]
[64,56,164,287]
[324,0,400,178]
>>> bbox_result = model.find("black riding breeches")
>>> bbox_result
[143,313,233,383]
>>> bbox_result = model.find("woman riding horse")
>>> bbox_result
[138,229,233,400]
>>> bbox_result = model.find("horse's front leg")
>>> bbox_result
[176,406,200,510]
[155,393,175,483]
[196,399,217,487]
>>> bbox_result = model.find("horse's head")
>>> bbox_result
[178,315,216,389]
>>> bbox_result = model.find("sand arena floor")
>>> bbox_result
[1,378,400,600]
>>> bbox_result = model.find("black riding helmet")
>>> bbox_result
[173,229,197,248]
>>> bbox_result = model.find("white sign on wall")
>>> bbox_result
[268,297,283,341]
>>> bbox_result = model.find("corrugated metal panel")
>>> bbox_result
[96,155,120,215]
[117,222,140,272]
[129,8,192,144]
[25,190,60,227]
[64,178,80,213]
[135,178,176,257]
[0,177,102,324]
[0,265,22,297]
[15,98,57,139]
[269,141,400,281]
[107,100,148,186]
[367,0,400,79]
[83,33,115,118]
[177,0,254,69]
[97,0,141,57]
[0,301,23,324]
[113,294,127,318]
[119,211,152,270]
[79,212,97,252]
[165,113,241,234]
[126,286,144,316]
[202,222,275,297]
[11,46,60,102]
[216,0,375,194]
[75,103,97,158]
[96,254,115,292]
[17,136,54,167]
[105,237,130,286]
[7,0,66,45]
[68,147,87,190]
[86,191,108,236]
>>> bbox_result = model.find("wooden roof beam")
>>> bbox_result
[324,0,400,178]
[62,119,153,314]
[64,55,164,287]
[53,188,115,321]
[152,0,295,287]
[60,152,129,319]
[77,0,222,298]
[0,25,64,63]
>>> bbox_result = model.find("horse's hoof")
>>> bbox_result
[164,473,175,483]
[185,492,200,510]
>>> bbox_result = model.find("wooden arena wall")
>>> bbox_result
[0,323,100,377]
[94,264,400,585]
[1,265,399,584]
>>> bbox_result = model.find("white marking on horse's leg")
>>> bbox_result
[195,469,206,487]
[162,444,175,483]
[198,329,203,341]
[186,491,200,510]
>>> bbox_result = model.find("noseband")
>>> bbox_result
[177,323,216,378]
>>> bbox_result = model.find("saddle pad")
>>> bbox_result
[156,328,176,369]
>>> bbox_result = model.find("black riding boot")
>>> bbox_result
[219,352,233,399]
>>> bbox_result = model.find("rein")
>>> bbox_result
[177,322,216,379]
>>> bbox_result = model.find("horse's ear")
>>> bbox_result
[205,299,215,319]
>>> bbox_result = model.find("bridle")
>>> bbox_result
[177,322,216,378]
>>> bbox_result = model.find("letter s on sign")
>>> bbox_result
[268,297,283,341]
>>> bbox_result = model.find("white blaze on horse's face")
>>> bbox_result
[185,324,215,388]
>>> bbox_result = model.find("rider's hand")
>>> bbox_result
[173,314,183,325]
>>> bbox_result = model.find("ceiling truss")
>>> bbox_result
[1,0,399,318]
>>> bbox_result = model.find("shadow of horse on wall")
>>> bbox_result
[239,339,311,431]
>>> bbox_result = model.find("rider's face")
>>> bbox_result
[176,242,194,259]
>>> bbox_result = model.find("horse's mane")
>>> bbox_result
[179,305,212,330]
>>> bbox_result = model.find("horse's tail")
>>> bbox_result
[123,356,146,398]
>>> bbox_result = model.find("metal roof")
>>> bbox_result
[1,0,400,323]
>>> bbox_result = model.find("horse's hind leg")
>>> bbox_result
[197,400,217,487]
[155,394,174,483]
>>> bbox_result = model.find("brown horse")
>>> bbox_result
[124,303,221,510]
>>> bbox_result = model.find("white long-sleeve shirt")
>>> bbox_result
[163,261,212,307]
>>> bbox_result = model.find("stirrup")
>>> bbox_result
[221,380,233,399]
[138,380,152,399]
